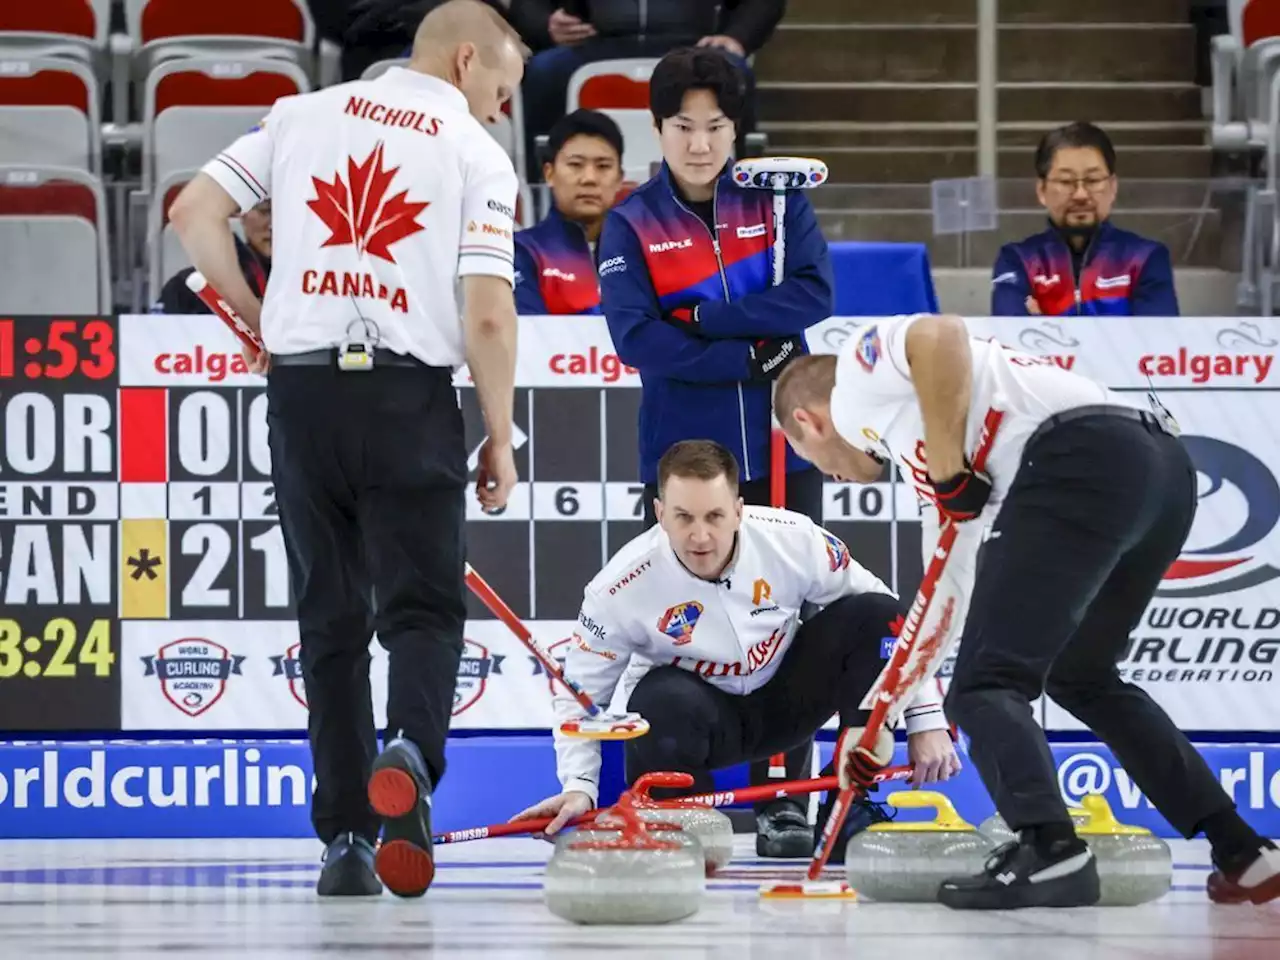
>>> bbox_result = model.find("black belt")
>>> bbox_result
[270,348,445,371]
[1028,403,1170,449]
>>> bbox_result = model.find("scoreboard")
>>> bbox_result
[2,313,1278,733]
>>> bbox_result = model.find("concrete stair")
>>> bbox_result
[752,0,1226,275]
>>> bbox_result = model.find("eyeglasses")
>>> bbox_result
[1044,175,1113,194]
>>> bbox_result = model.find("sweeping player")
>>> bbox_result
[509,439,960,838]
[774,314,1280,909]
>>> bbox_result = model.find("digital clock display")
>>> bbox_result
[0,317,116,380]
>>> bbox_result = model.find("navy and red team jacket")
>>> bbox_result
[513,207,602,315]
[598,163,834,484]
[991,220,1179,316]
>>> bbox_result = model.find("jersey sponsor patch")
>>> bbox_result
[856,325,881,372]
[599,255,626,277]
[822,530,851,571]
[658,600,703,646]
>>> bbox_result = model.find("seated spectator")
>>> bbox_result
[157,200,271,314]
[991,121,1179,317]
[514,109,624,314]
[509,0,782,179]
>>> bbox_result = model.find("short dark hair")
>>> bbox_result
[544,109,624,165]
[1034,122,1117,179]
[649,47,747,130]
[657,440,740,497]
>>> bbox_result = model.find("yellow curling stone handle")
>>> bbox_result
[868,791,976,833]
[1073,794,1152,837]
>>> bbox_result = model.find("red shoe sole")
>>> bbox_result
[368,767,418,819]
[1209,869,1280,905]
[375,839,435,898]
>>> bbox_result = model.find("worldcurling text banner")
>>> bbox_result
[0,314,1277,733]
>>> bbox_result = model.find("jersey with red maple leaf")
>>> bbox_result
[198,67,519,366]
[307,142,429,263]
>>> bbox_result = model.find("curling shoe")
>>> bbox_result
[316,833,382,897]
[812,790,895,866]
[756,799,814,858]
[938,834,1100,910]
[368,737,436,898]
[1208,840,1280,905]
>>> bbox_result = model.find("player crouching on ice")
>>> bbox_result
[510,439,960,854]
[773,313,1280,909]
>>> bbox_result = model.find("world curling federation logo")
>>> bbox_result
[141,638,245,717]
[1161,435,1280,597]
[453,639,504,716]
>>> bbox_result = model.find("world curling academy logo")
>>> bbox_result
[270,642,306,709]
[658,601,704,646]
[141,638,245,717]
[453,639,504,716]
[1161,435,1280,598]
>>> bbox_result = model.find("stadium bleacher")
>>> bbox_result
[0,0,1260,315]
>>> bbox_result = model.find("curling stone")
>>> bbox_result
[620,772,735,875]
[844,792,990,902]
[631,805,734,876]
[543,803,705,925]
[978,806,1090,846]
[1073,794,1172,906]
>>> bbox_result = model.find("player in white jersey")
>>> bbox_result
[510,439,960,849]
[169,0,528,900]
[775,313,1280,909]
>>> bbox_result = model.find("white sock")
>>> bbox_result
[1237,845,1280,887]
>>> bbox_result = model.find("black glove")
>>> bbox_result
[929,462,992,522]
[748,336,805,381]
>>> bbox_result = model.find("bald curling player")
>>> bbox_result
[774,315,1280,909]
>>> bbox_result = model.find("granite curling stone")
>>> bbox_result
[979,806,1089,846]
[543,804,706,925]
[844,792,990,902]
[631,804,734,876]
[1073,794,1172,906]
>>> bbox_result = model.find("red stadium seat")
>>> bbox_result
[143,57,309,191]
[0,166,109,312]
[0,0,106,48]
[0,56,101,172]
[138,0,308,47]
[126,0,315,82]
[1244,0,1280,46]
[566,59,661,182]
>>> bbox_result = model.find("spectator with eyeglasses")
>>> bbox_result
[991,121,1179,317]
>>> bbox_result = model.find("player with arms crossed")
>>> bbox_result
[774,315,1280,909]
[510,439,960,838]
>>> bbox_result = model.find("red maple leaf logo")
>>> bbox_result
[306,142,428,263]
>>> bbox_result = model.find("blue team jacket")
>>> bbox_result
[513,207,602,315]
[991,220,1179,316]
[598,163,834,484]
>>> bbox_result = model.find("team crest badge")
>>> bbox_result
[453,639,504,716]
[270,642,307,709]
[141,638,245,717]
[856,325,881,372]
[823,531,851,572]
[658,601,704,646]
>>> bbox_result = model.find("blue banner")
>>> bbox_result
[1,737,1277,839]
